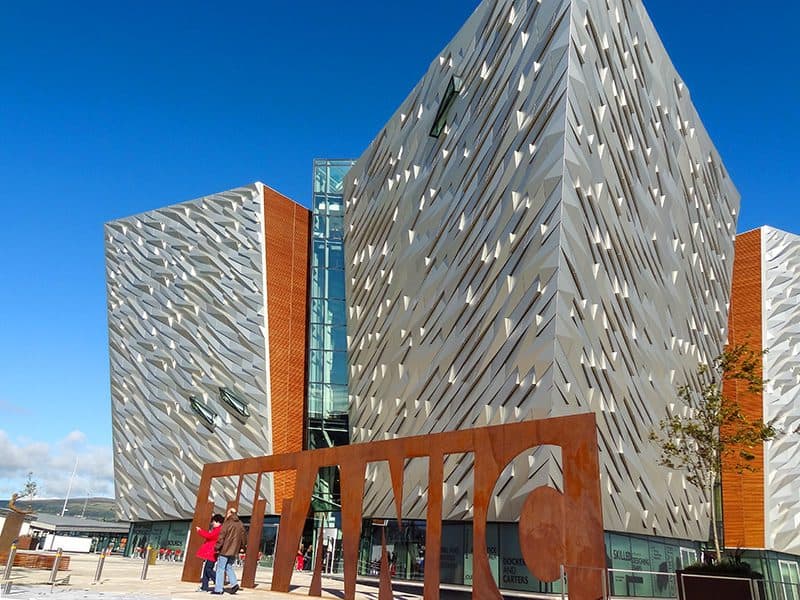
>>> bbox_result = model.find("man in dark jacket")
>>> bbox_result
[212,507,247,595]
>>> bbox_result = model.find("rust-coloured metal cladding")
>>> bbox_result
[181,413,604,600]
[520,486,564,582]
[181,468,214,583]
[340,458,367,600]
[272,460,318,593]
[263,189,309,508]
[241,497,266,589]
[424,451,443,600]
[379,526,394,600]
[269,498,295,591]
[0,512,26,555]
[309,526,324,597]
[234,475,244,505]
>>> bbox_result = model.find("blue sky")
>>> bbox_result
[0,1,797,499]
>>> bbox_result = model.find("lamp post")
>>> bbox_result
[60,458,78,517]
[80,489,92,519]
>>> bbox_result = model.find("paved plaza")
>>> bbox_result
[3,553,424,600]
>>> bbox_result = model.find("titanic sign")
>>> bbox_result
[181,412,605,600]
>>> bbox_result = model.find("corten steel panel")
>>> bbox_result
[182,413,606,600]
[0,513,26,554]
[344,0,739,541]
[263,187,310,512]
[241,496,266,588]
[722,229,765,549]
[308,525,325,596]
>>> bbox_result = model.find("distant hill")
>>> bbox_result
[0,497,120,522]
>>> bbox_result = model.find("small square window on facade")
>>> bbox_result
[430,75,463,138]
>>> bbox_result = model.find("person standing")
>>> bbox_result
[195,513,223,592]
[213,507,247,595]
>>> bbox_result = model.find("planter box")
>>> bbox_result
[0,551,71,571]
[677,569,764,600]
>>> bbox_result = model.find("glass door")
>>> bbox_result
[779,560,800,600]
[260,524,279,567]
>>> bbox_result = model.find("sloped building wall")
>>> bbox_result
[345,0,738,541]
[106,183,308,521]
[559,0,739,539]
[345,0,572,520]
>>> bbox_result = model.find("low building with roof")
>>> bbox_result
[25,514,129,553]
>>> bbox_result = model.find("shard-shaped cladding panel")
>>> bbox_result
[345,0,739,540]
[105,183,308,521]
[559,0,738,537]
[763,228,800,555]
[345,0,572,521]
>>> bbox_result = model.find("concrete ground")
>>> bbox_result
[2,553,424,600]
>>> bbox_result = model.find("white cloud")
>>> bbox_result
[64,430,87,445]
[0,430,114,500]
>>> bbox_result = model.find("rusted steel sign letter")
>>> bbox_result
[181,413,605,600]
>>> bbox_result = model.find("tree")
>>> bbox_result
[19,472,37,499]
[649,343,778,562]
[8,472,38,515]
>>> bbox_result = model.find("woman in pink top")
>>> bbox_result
[196,514,224,591]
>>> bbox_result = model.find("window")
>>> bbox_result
[189,395,216,430]
[430,75,463,138]
[218,387,250,420]
[779,560,800,600]
[679,547,697,568]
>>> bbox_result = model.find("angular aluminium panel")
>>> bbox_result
[762,227,800,554]
[344,0,738,541]
[346,0,572,523]
[558,0,738,539]
[105,183,280,521]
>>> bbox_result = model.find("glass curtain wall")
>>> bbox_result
[308,159,354,513]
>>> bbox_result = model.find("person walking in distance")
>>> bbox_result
[195,513,223,592]
[213,507,246,595]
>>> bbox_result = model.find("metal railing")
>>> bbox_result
[559,564,610,599]
[606,567,678,598]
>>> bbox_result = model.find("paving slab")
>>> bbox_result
[1,553,423,600]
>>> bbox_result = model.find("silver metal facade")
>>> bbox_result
[344,0,739,540]
[762,227,800,555]
[105,183,274,521]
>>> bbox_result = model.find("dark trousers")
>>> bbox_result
[201,559,216,590]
